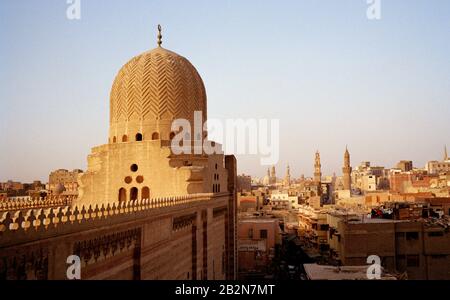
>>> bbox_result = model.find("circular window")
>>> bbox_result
[130,164,138,172]
[124,176,132,184]
[136,176,144,183]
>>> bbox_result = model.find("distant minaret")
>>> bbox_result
[284,164,291,186]
[263,168,271,185]
[342,146,352,190]
[270,165,276,184]
[314,151,322,183]
[444,145,448,161]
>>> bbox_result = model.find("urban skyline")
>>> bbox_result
[1,0,449,182]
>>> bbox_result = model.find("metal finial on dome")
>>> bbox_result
[157,24,162,47]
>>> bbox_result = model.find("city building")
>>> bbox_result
[238,214,281,278]
[327,204,450,280]
[48,169,83,195]
[362,174,377,192]
[297,205,329,253]
[237,174,252,193]
[0,180,45,198]
[426,146,450,175]
[238,190,266,213]
[397,161,413,172]
[351,162,388,193]
[269,192,299,210]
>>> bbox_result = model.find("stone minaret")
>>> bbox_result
[284,164,291,186]
[444,145,448,161]
[270,165,276,184]
[314,151,322,183]
[342,146,352,190]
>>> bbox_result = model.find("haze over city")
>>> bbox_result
[1,0,449,182]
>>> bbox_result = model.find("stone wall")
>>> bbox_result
[0,193,233,280]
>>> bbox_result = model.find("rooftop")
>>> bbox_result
[303,264,397,280]
[239,218,278,224]
[348,218,405,224]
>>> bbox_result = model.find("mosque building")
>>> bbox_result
[77,25,227,207]
[0,26,237,280]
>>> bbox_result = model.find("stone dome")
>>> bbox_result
[109,46,207,142]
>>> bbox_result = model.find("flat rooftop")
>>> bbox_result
[304,263,397,280]
[239,218,278,223]
[348,218,406,224]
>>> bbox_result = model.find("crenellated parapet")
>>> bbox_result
[0,193,214,247]
[0,196,75,212]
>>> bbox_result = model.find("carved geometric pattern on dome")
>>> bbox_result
[110,48,207,124]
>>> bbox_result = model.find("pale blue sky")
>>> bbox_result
[0,0,449,182]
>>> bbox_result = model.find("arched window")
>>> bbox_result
[136,133,143,141]
[130,187,138,201]
[152,132,160,140]
[122,135,128,142]
[118,188,127,202]
[113,136,117,143]
[218,184,220,192]
[141,186,150,200]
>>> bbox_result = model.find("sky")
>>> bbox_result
[0,0,449,182]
